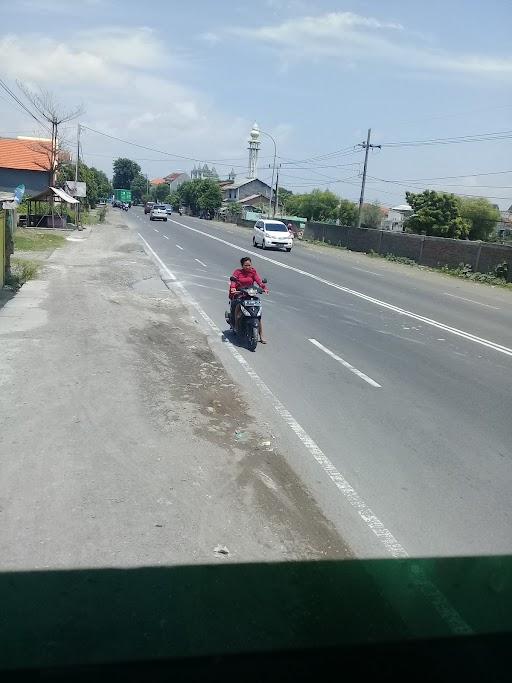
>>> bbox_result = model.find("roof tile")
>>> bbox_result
[0,138,52,172]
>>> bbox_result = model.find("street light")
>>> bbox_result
[259,128,277,218]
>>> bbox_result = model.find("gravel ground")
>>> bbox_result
[0,212,350,570]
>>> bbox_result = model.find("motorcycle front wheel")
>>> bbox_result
[247,326,258,352]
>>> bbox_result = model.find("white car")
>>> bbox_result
[252,219,293,252]
[150,204,168,221]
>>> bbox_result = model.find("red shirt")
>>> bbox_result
[229,267,267,299]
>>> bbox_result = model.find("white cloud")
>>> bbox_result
[0,27,251,176]
[198,31,220,46]
[231,11,512,79]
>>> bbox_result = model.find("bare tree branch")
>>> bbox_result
[17,82,83,124]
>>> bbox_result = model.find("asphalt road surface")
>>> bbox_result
[129,207,512,559]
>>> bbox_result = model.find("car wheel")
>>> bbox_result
[261,241,266,250]
[286,247,292,252]
[150,217,153,221]
[164,218,168,221]
[252,236,257,247]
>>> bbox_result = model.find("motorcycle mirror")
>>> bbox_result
[230,276,237,282]
[262,279,267,284]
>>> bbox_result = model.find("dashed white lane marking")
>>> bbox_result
[443,292,500,310]
[137,231,472,636]
[176,244,184,250]
[153,228,159,233]
[169,218,512,359]
[309,339,381,388]
[352,266,384,277]
[162,234,169,240]
[195,258,207,267]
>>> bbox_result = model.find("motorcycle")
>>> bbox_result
[225,276,267,352]
[122,203,129,211]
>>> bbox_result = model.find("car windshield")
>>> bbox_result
[266,223,288,232]
[4,2,511,675]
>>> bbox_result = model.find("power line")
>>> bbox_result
[380,129,512,148]
[81,124,274,169]
[0,78,50,131]
[369,169,512,182]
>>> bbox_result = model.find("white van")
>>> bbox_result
[253,219,293,252]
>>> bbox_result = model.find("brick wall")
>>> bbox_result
[304,222,512,277]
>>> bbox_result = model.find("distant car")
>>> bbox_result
[150,204,168,221]
[163,204,173,215]
[253,219,293,252]
[144,201,155,214]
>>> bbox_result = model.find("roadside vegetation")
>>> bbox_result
[14,229,66,251]
[6,258,41,290]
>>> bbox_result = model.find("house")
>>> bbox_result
[0,137,52,196]
[221,177,273,203]
[496,208,512,239]
[236,194,269,212]
[150,177,167,187]
[164,171,189,191]
[381,203,412,232]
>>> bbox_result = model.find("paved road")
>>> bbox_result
[129,207,512,558]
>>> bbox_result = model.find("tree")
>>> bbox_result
[457,196,500,241]
[178,181,201,214]
[57,161,111,208]
[360,202,382,229]
[178,179,222,216]
[130,174,148,204]
[168,190,181,208]
[151,183,171,202]
[18,82,83,185]
[197,179,223,214]
[284,189,339,221]
[112,158,141,189]
[338,199,358,227]
[406,190,470,239]
[226,202,243,219]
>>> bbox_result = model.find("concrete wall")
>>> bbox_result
[0,168,50,196]
[304,222,512,279]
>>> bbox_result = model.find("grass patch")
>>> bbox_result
[6,258,41,290]
[14,229,65,251]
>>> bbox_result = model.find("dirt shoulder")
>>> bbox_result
[0,211,349,570]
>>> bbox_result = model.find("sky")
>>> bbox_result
[1,0,511,207]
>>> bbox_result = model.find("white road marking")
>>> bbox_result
[309,339,381,387]
[137,232,175,281]
[153,228,159,233]
[138,231,471,636]
[176,244,184,250]
[195,258,207,267]
[352,266,384,277]
[443,292,500,310]
[162,234,169,240]
[169,218,512,359]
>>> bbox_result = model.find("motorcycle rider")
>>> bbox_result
[229,256,268,344]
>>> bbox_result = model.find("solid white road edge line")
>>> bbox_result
[309,339,381,388]
[137,231,472,636]
[169,218,512,359]
[195,258,207,267]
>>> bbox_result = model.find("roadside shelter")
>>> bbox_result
[27,186,78,228]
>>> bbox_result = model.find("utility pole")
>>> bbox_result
[356,128,381,229]
[274,163,281,217]
[75,122,81,230]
